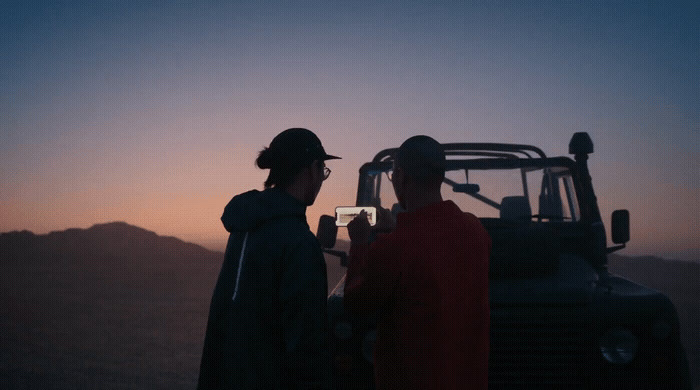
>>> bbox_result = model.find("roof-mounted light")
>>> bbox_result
[569,132,594,155]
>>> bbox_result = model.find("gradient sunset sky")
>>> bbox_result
[1,1,698,260]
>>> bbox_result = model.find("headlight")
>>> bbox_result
[599,327,639,364]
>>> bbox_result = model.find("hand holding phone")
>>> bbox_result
[345,209,373,244]
[335,206,376,227]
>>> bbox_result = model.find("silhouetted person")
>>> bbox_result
[198,128,339,390]
[344,135,491,390]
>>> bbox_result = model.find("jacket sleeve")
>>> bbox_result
[197,232,242,389]
[344,235,400,316]
[278,237,332,390]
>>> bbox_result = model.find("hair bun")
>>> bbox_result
[256,147,276,169]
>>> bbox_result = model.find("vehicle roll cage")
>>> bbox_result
[370,143,547,164]
[357,142,586,227]
[352,132,612,268]
[358,142,576,216]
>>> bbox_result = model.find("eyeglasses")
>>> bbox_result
[323,166,331,180]
[385,165,399,182]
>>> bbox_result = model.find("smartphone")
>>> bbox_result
[335,206,377,227]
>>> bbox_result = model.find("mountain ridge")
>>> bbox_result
[1,221,220,253]
[0,222,222,272]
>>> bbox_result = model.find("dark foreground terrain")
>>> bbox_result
[0,223,696,389]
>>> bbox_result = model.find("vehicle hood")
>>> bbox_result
[490,253,599,305]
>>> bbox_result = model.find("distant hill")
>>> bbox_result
[0,222,224,389]
[0,221,220,268]
[0,225,696,389]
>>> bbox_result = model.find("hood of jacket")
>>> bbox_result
[221,188,307,233]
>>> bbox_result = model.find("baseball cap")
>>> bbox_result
[268,128,340,164]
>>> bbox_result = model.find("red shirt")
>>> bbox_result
[344,200,491,390]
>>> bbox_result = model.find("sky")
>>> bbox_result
[1,1,698,261]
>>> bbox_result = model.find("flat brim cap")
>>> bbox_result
[321,152,341,160]
[269,128,340,164]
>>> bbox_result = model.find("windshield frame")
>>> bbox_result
[356,156,580,222]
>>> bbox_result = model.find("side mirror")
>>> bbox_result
[317,214,348,267]
[317,215,338,249]
[611,209,630,244]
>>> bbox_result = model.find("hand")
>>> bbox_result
[375,206,396,232]
[347,210,372,244]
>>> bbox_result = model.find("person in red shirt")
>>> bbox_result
[344,135,491,390]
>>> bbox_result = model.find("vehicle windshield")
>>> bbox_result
[362,163,580,222]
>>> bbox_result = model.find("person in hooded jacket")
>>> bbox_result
[197,128,340,390]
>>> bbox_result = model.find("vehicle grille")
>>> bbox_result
[489,306,597,389]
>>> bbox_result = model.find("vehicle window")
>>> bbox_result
[376,166,579,222]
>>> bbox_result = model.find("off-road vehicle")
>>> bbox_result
[318,132,691,389]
